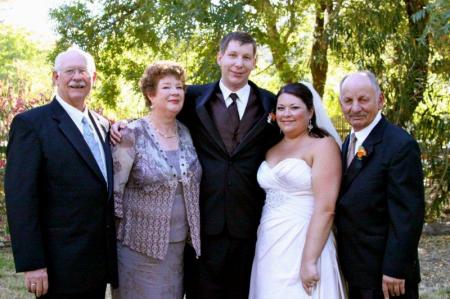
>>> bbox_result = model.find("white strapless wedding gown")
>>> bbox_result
[249,158,346,299]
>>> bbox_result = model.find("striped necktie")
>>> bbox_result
[347,133,357,168]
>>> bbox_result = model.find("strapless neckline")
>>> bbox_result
[262,158,311,171]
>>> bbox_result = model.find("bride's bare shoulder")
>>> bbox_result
[309,136,341,160]
[315,136,339,149]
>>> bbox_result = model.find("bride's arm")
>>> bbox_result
[300,137,342,295]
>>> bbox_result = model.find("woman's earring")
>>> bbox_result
[308,119,313,132]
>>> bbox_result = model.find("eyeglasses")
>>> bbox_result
[60,68,91,77]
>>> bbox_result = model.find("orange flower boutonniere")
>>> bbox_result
[356,146,367,160]
[267,112,276,124]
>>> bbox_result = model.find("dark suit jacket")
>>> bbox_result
[5,99,118,294]
[336,116,424,288]
[178,81,280,238]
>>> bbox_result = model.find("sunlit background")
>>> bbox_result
[0,0,63,42]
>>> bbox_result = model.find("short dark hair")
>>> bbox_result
[276,83,330,138]
[219,31,257,55]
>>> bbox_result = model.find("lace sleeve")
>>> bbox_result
[112,127,136,218]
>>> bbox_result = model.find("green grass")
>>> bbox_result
[0,247,32,299]
[420,288,450,299]
[0,247,112,298]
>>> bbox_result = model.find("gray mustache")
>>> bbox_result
[68,83,86,88]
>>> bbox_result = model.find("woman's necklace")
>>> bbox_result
[148,116,178,138]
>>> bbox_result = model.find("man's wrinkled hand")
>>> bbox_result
[382,274,405,298]
[110,120,128,145]
[25,268,48,297]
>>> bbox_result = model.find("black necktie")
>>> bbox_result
[228,93,240,152]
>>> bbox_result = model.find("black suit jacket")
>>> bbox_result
[335,116,424,288]
[5,99,118,294]
[178,81,280,238]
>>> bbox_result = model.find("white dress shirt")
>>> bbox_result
[55,93,107,173]
[350,111,382,155]
[219,80,251,120]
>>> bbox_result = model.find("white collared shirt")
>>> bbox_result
[219,80,251,120]
[350,111,382,155]
[55,93,107,174]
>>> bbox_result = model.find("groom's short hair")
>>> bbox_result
[219,32,257,55]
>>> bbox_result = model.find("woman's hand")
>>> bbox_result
[300,261,320,296]
[110,120,128,145]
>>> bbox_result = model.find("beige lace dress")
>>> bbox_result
[111,118,201,299]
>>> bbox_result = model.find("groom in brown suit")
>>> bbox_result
[335,71,424,299]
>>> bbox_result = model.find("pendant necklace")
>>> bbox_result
[148,116,178,138]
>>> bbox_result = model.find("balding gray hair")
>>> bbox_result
[339,70,381,98]
[54,45,96,75]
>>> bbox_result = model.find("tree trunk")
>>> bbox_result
[256,0,297,83]
[310,1,328,97]
[393,0,430,126]
[266,21,297,83]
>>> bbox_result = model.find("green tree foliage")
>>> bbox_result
[0,24,54,239]
[413,80,449,220]
[0,24,53,97]
[413,0,449,77]
[49,0,449,218]
[0,24,52,157]
[50,0,338,101]
[328,0,435,127]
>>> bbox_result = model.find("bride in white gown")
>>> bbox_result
[249,82,346,299]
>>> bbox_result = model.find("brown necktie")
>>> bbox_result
[228,93,240,152]
[347,133,357,167]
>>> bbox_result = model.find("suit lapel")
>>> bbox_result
[50,99,106,186]
[342,135,349,164]
[195,82,228,154]
[101,136,113,197]
[342,117,386,191]
[89,110,108,142]
[233,81,273,155]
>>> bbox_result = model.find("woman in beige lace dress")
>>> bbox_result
[111,61,201,299]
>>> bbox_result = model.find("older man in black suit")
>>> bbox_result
[5,47,117,298]
[335,71,424,299]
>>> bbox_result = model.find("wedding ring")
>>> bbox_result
[31,282,37,286]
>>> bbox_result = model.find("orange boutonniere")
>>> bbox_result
[356,146,367,160]
[267,112,276,124]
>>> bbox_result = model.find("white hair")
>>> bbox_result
[54,45,96,75]
[339,70,382,98]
